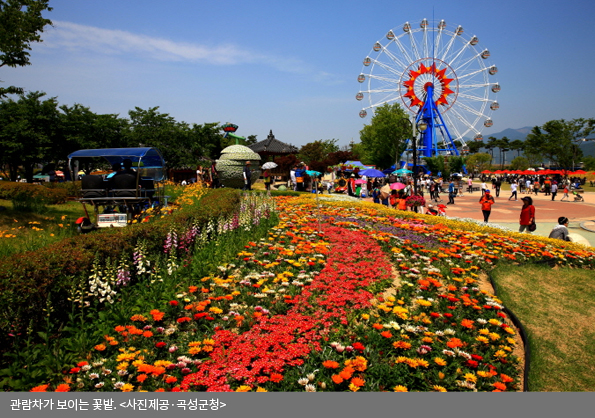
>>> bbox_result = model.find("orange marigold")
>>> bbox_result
[446,337,464,348]
[55,384,70,392]
[30,384,49,392]
[331,374,344,384]
[461,319,475,329]
[393,341,412,350]
[130,314,147,322]
[493,381,507,391]
[350,377,365,387]
[322,360,340,369]
[142,331,154,338]
[137,374,148,383]
[94,344,106,351]
[380,331,393,338]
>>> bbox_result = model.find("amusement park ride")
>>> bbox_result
[357,18,500,170]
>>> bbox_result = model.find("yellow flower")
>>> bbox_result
[121,383,134,392]
[393,385,408,392]
[256,387,268,392]
[478,328,490,335]
[361,313,370,320]
[434,357,447,366]
[116,353,136,362]
[488,332,501,341]
[464,373,477,383]
[432,385,447,392]
[348,383,361,392]
[236,385,252,392]
[476,336,489,344]
[116,362,129,370]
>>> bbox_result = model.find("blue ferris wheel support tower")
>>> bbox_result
[411,84,460,159]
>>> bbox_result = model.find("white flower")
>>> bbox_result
[307,373,316,382]
[298,378,309,386]
[94,382,104,388]
[305,384,317,392]
[89,373,99,380]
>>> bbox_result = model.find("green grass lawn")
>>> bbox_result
[0,199,88,258]
[491,263,595,391]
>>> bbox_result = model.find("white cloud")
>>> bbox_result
[40,20,312,72]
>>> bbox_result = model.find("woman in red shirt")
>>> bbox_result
[519,196,536,233]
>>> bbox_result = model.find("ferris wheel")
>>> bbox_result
[356,18,500,158]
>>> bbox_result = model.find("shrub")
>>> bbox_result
[0,188,241,353]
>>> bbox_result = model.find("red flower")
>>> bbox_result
[155,342,167,348]
[352,342,365,352]
[169,300,179,306]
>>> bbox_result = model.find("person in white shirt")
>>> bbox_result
[551,182,558,201]
[289,166,297,191]
[481,181,488,195]
[508,182,518,201]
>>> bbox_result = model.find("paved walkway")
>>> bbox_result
[363,184,595,247]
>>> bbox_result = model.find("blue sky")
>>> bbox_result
[4,0,595,149]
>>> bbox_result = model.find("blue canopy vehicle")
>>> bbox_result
[67,147,168,230]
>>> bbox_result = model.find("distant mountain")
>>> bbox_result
[481,127,534,141]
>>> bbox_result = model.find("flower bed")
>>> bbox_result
[27,194,595,392]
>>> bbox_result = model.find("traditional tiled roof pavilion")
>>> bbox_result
[248,130,298,157]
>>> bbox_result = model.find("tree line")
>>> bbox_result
[356,103,595,175]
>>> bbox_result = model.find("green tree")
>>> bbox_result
[583,156,595,171]
[465,152,492,174]
[510,156,530,171]
[0,91,59,181]
[525,118,595,169]
[359,103,411,169]
[485,136,498,164]
[496,136,510,169]
[509,139,525,158]
[127,107,214,169]
[191,122,224,160]
[58,103,129,163]
[0,0,53,97]
[466,141,483,154]
[298,139,339,165]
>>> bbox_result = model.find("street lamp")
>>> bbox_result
[572,138,587,170]
[414,120,428,195]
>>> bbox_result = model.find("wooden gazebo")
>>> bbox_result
[249,130,298,158]
[249,130,299,181]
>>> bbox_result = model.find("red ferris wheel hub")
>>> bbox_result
[403,62,454,108]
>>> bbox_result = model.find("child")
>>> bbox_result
[560,184,569,201]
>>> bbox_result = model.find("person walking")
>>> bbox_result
[560,184,570,201]
[479,189,495,223]
[242,161,252,191]
[481,180,488,195]
[533,180,540,196]
[519,196,536,233]
[467,177,473,194]
[447,180,456,205]
[508,181,518,201]
[262,169,272,191]
[290,165,297,191]
[551,181,558,201]
[494,178,502,197]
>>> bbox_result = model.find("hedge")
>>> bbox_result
[0,188,241,352]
